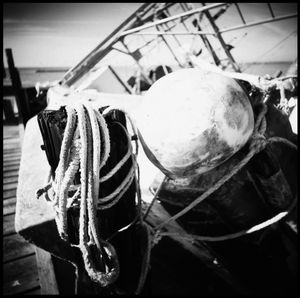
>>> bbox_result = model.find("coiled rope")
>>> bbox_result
[37,103,150,292]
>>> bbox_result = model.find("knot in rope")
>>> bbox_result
[249,132,267,153]
[248,103,268,154]
[152,230,163,247]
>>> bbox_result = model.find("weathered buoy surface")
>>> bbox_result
[136,68,254,178]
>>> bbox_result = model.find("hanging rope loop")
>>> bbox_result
[36,103,143,288]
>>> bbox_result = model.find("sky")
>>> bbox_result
[3,3,298,68]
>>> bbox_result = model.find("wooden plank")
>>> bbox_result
[3,170,19,179]
[3,181,18,191]
[3,176,19,184]
[4,146,21,151]
[4,148,21,152]
[3,142,21,146]
[3,151,21,156]
[4,189,17,200]
[3,254,40,295]
[3,148,21,153]
[3,156,21,166]
[3,140,20,144]
[3,136,20,140]
[3,160,21,167]
[3,134,20,140]
[3,138,20,142]
[3,152,21,158]
[3,135,19,140]
[3,213,16,235]
[3,197,16,216]
[3,150,21,155]
[3,145,21,150]
[4,164,20,172]
[35,247,59,294]
[3,233,35,263]
[4,139,21,145]
[4,161,20,167]
[3,125,20,136]
[3,138,20,143]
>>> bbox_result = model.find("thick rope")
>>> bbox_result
[135,222,152,295]
[36,103,151,291]
[153,192,297,244]
[56,135,81,240]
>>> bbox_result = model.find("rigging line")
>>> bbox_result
[243,29,297,71]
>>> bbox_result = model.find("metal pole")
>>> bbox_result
[132,21,179,53]
[219,14,297,33]
[234,3,246,24]
[5,48,29,126]
[107,65,133,94]
[155,25,185,67]
[60,3,154,87]
[267,3,275,18]
[161,23,182,47]
[180,3,221,66]
[120,40,153,85]
[201,3,240,72]
[131,30,215,36]
[160,9,186,49]
[111,46,132,56]
[120,3,227,37]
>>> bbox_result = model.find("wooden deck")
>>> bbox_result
[3,124,41,295]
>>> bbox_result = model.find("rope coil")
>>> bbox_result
[37,103,146,289]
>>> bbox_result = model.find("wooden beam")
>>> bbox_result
[234,3,246,24]
[5,48,30,126]
[131,30,215,35]
[201,4,240,72]
[35,247,59,294]
[108,65,133,94]
[3,233,35,263]
[120,40,153,85]
[156,24,184,67]
[267,3,275,18]
[219,14,297,34]
[60,3,154,87]
[120,3,227,36]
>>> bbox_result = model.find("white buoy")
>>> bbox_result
[136,68,254,179]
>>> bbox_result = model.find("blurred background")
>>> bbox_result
[3,2,297,86]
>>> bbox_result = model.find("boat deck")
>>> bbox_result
[3,124,41,295]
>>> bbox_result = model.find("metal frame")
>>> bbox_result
[59,2,297,90]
